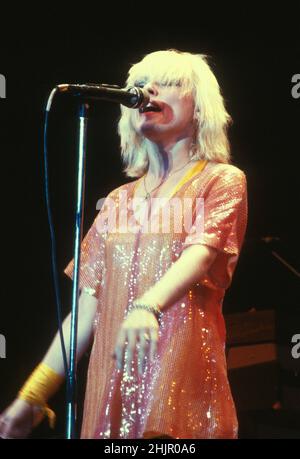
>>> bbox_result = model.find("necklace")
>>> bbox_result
[143,158,196,200]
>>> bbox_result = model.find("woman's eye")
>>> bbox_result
[135,81,145,88]
[157,81,170,87]
[159,81,181,87]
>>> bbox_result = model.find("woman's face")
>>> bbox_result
[131,80,195,145]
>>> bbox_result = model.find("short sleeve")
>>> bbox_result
[64,200,108,299]
[181,166,248,289]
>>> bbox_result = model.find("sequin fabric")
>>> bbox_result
[64,160,248,439]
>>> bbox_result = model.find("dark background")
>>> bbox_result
[0,7,299,439]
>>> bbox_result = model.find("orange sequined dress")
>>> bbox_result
[64,160,248,439]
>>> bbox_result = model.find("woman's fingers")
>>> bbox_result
[114,329,127,370]
[149,328,158,362]
[0,415,29,439]
[0,399,37,439]
[114,310,159,375]
[125,331,137,376]
[0,412,21,439]
[0,413,9,438]
[137,330,150,376]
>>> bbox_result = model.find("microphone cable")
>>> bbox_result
[43,88,69,381]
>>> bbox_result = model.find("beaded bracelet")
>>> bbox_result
[131,302,162,321]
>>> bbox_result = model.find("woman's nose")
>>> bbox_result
[144,82,158,96]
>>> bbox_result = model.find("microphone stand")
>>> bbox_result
[261,241,300,411]
[66,102,89,439]
[270,250,300,279]
[43,85,146,439]
[261,238,300,279]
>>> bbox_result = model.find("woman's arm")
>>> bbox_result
[114,244,217,376]
[43,291,98,375]
[0,291,97,439]
[137,244,217,308]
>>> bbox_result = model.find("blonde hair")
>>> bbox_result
[118,49,232,178]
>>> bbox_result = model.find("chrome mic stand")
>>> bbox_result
[58,85,148,439]
[66,102,89,439]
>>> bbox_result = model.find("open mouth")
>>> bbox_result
[139,101,162,114]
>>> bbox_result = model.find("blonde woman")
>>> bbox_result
[0,50,247,439]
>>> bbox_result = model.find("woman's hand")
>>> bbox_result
[0,398,44,439]
[114,309,159,377]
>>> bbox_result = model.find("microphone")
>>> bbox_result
[56,83,150,109]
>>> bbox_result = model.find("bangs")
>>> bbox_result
[126,50,195,94]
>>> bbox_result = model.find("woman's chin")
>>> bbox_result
[139,123,168,143]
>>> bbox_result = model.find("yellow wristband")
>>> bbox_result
[18,362,64,428]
